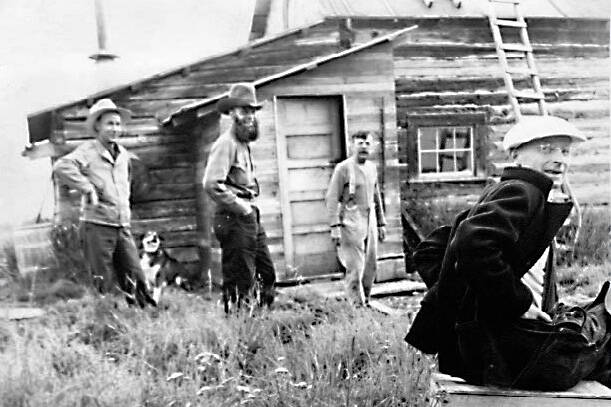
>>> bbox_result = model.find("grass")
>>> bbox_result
[0,206,607,406]
[0,288,433,407]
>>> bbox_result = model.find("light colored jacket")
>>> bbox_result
[203,129,259,214]
[53,139,132,227]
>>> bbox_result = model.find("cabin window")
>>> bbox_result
[417,126,474,178]
[403,112,489,182]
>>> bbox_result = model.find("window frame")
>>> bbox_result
[404,112,489,183]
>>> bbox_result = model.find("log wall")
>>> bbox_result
[350,17,610,237]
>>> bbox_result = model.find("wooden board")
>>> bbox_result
[429,373,611,407]
[278,278,426,300]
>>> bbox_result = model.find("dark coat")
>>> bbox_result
[406,166,572,384]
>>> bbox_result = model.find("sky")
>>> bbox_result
[0,0,254,226]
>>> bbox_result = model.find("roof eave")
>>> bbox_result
[163,24,418,126]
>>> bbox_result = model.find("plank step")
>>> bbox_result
[513,90,545,100]
[429,373,611,407]
[506,68,537,76]
[501,43,533,52]
[495,19,527,28]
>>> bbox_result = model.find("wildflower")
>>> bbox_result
[274,367,290,375]
[166,372,184,382]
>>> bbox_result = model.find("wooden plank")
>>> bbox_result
[136,153,194,169]
[430,373,611,407]
[376,257,407,281]
[395,76,609,94]
[131,216,197,234]
[132,198,197,219]
[273,96,294,267]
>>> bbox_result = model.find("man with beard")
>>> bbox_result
[203,83,276,312]
[326,131,386,306]
[53,99,153,307]
[406,115,611,390]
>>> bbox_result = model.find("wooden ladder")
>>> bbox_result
[488,0,547,120]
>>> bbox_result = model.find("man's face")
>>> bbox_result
[512,136,573,182]
[352,134,373,163]
[94,112,123,146]
[231,106,259,142]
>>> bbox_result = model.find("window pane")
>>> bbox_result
[419,128,437,150]
[438,128,454,150]
[421,152,437,173]
[438,152,455,173]
[456,151,472,172]
[455,127,471,149]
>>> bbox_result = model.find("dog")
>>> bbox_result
[138,231,191,305]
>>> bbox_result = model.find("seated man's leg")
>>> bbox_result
[81,222,118,294]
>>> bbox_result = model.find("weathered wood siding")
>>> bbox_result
[50,115,202,277]
[348,17,609,237]
[49,26,405,283]
[251,41,404,280]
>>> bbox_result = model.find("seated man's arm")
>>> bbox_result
[453,182,540,320]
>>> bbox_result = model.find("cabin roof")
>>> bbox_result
[26,20,327,144]
[252,0,608,37]
[163,25,417,126]
[321,0,607,18]
[26,21,415,143]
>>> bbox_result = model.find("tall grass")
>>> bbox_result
[0,290,433,407]
[555,206,610,266]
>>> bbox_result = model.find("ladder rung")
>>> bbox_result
[495,19,526,28]
[513,90,545,100]
[506,68,538,76]
[501,43,532,52]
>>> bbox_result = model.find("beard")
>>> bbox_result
[234,116,259,142]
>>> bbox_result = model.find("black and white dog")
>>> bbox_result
[139,231,191,304]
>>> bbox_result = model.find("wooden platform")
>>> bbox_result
[278,278,426,300]
[429,373,611,407]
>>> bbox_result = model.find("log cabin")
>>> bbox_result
[250,0,610,254]
[25,23,415,285]
[25,0,609,282]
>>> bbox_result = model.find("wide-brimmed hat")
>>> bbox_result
[503,115,586,151]
[216,83,263,115]
[85,98,131,136]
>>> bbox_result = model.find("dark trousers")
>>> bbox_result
[80,222,144,295]
[213,208,276,309]
[456,283,611,390]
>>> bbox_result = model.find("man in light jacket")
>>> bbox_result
[53,98,152,306]
[326,131,386,306]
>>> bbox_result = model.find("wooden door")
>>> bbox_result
[276,97,345,278]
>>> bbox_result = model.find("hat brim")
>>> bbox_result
[216,97,263,115]
[85,107,131,137]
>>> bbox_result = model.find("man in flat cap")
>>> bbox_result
[406,115,611,390]
[53,99,152,306]
[203,83,276,313]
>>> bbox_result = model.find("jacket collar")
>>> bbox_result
[93,139,124,164]
[501,166,553,197]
